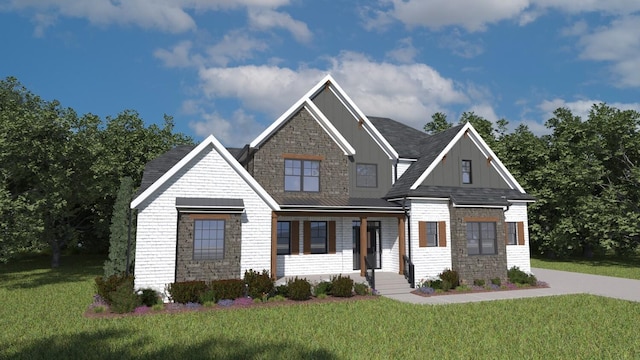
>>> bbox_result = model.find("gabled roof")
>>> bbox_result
[368,117,430,158]
[131,135,279,210]
[249,74,397,159]
[136,145,196,198]
[385,124,463,199]
[385,122,528,200]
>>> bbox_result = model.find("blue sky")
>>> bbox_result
[2,0,639,146]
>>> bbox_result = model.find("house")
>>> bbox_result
[130,75,535,296]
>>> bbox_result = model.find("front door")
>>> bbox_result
[353,221,381,270]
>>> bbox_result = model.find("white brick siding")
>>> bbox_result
[134,145,271,297]
[504,203,532,273]
[409,199,452,286]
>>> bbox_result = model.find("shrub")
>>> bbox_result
[95,273,134,304]
[490,278,501,286]
[151,303,164,311]
[456,285,471,292]
[244,269,274,299]
[275,284,289,298]
[507,267,537,286]
[268,295,286,302]
[354,282,369,296]
[203,301,216,308]
[428,279,443,290]
[218,299,234,307]
[287,277,311,301]
[199,289,216,304]
[138,288,161,306]
[110,282,141,313]
[210,279,245,300]
[441,280,453,291]
[439,269,459,288]
[92,306,106,314]
[168,281,207,304]
[331,275,354,298]
[473,279,485,287]
[314,281,332,296]
[317,293,328,299]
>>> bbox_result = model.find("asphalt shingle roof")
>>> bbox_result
[384,124,465,199]
[407,185,535,205]
[368,116,430,158]
[275,196,402,210]
[136,145,196,197]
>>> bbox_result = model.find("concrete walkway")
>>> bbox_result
[381,268,640,305]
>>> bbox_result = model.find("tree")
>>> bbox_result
[423,112,452,134]
[104,177,136,277]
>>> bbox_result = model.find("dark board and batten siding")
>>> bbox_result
[421,135,510,188]
[312,88,393,198]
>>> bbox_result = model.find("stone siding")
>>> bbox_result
[449,207,508,284]
[175,213,242,282]
[250,108,349,198]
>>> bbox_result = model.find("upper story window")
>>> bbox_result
[356,163,377,188]
[284,159,319,192]
[461,160,472,184]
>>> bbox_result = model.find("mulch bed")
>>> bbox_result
[85,295,379,319]
[410,283,550,298]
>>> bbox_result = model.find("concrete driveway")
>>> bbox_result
[382,268,640,305]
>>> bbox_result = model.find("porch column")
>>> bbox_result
[398,216,405,275]
[359,216,367,277]
[271,212,278,280]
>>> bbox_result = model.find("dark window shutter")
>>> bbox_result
[418,221,427,248]
[328,221,336,254]
[303,221,311,254]
[438,221,447,247]
[517,222,525,246]
[291,221,300,255]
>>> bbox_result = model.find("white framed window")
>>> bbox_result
[462,160,472,184]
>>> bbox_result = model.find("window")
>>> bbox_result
[309,221,327,254]
[506,222,517,245]
[426,222,438,247]
[356,163,377,188]
[277,221,291,255]
[284,159,319,192]
[466,222,496,255]
[194,219,225,260]
[462,160,472,184]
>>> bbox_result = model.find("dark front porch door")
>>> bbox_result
[353,221,381,270]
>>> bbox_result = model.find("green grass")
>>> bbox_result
[1,255,639,359]
[532,255,640,280]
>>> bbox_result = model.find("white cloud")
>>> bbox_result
[531,0,640,14]
[189,109,264,146]
[196,51,471,131]
[467,103,499,122]
[154,41,196,68]
[385,37,418,63]
[206,31,269,66]
[4,0,293,34]
[538,98,640,121]
[247,8,312,43]
[439,29,484,58]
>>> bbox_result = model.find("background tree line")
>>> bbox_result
[0,77,192,267]
[425,106,640,258]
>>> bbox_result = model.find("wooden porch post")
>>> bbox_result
[271,212,278,280]
[398,216,405,275]
[359,216,367,277]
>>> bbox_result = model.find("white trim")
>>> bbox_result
[276,208,404,214]
[398,158,418,162]
[450,203,508,209]
[131,135,280,210]
[409,123,526,193]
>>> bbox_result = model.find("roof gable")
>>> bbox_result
[131,135,279,210]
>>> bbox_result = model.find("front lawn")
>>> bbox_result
[1,255,639,359]
[532,255,640,280]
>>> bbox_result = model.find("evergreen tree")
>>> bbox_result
[104,177,136,277]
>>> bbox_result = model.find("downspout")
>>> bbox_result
[402,196,411,262]
[126,206,132,276]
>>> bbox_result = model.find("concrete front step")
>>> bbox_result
[371,272,413,295]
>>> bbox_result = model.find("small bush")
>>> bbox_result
[138,288,161,307]
[95,273,134,304]
[253,298,263,304]
[456,285,472,292]
[110,282,141,314]
[199,289,216,304]
[439,269,459,288]
[203,301,216,308]
[244,269,274,299]
[287,277,311,301]
[218,299,234,307]
[354,282,369,296]
[490,278,501,286]
[314,281,332,296]
[428,279,443,290]
[275,284,289,298]
[317,293,328,299]
[331,275,354,298]
[473,279,485,287]
[441,280,453,291]
[419,287,435,295]
[268,295,286,302]
[92,306,107,314]
[210,279,245,300]
[168,281,207,304]
[507,266,537,285]
[151,303,164,311]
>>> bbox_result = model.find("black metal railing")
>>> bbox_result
[364,257,375,290]
[403,255,415,288]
